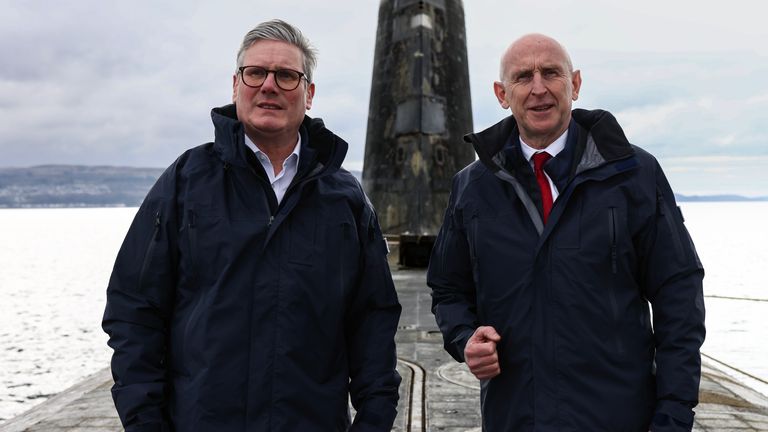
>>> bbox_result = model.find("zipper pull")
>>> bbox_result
[153,211,161,240]
[608,207,617,274]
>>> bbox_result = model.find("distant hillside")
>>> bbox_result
[0,165,761,208]
[0,165,164,208]
[0,166,364,208]
[676,194,768,202]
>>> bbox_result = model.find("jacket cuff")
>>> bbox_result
[651,400,695,431]
[125,422,172,432]
[452,328,475,363]
[351,401,397,431]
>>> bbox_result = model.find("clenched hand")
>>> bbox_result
[464,326,501,380]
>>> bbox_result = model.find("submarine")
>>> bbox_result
[362,0,475,267]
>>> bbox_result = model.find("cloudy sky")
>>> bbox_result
[1,0,766,196]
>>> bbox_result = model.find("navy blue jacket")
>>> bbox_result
[427,109,705,431]
[103,104,401,432]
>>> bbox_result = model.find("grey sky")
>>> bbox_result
[1,0,766,196]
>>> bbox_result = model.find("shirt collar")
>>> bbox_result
[243,133,301,169]
[519,128,568,162]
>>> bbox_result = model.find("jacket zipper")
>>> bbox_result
[608,207,624,354]
[493,170,545,235]
[241,161,278,227]
[138,210,161,292]
[266,164,325,230]
[276,163,325,210]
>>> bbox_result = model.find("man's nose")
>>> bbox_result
[260,71,280,92]
[530,72,547,95]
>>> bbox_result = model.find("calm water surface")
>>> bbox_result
[0,208,135,422]
[0,203,766,422]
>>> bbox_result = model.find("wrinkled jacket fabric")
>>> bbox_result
[103,104,401,432]
[428,109,705,432]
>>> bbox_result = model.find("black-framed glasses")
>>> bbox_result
[238,66,308,91]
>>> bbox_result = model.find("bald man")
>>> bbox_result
[428,34,705,431]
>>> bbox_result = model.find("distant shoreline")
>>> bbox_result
[3,196,765,209]
[0,165,765,208]
[676,194,768,202]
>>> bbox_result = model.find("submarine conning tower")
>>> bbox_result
[362,0,475,267]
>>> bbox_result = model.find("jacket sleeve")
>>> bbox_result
[346,197,402,431]
[426,175,478,363]
[102,168,179,432]
[640,162,706,431]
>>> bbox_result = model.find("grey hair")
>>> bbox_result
[236,19,318,84]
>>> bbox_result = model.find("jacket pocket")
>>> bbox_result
[467,212,481,288]
[607,206,624,355]
[186,209,198,284]
[657,191,684,257]
[138,210,162,294]
[608,207,618,274]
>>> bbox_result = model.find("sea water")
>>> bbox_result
[0,203,766,422]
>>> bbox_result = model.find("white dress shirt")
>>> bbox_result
[244,134,301,205]
[519,130,568,202]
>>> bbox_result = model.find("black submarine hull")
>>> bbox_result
[363,0,475,266]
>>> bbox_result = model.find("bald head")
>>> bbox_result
[499,33,574,81]
[492,33,582,148]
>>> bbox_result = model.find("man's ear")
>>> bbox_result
[232,74,239,103]
[493,81,509,109]
[571,69,582,101]
[305,82,315,110]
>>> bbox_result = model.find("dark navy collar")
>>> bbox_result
[543,119,580,193]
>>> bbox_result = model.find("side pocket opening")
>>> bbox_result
[187,209,198,284]
[607,206,624,355]
[657,191,684,257]
[139,210,162,293]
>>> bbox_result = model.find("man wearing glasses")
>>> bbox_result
[103,20,401,431]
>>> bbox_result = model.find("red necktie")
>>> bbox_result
[533,152,553,224]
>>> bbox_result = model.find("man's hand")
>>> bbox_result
[464,326,501,380]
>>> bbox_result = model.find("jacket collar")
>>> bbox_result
[210,104,348,179]
[466,108,635,176]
